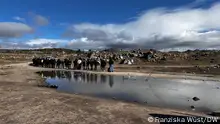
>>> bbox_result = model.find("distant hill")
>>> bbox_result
[0,48,77,54]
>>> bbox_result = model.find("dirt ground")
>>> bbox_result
[0,62,218,124]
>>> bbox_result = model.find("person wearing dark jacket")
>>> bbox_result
[108,57,114,72]
[56,59,61,68]
[73,59,78,70]
[100,59,107,71]
[90,59,94,70]
[82,58,86,70]
[86,59,90,70]
[94,59,98,70]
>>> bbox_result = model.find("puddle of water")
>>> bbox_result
[38,71,220,114]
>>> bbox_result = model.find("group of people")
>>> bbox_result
[32,56,115,72]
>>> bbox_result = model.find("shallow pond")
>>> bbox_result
[38,71,220,114]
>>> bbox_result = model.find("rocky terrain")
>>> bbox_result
[1,48,220,75]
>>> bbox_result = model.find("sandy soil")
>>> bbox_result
[0,62,218,124]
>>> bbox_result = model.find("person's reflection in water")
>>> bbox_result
[64,71,68,79]
[82,73,86,83]
[109,75,114,88]
[51,71,56,79]
[86,73,90,83]
[71,71,74,81]
[64,71,71,81]
[91,73,94,83]
[68,71,72,81]
[100,75,107,83]
[74,72,78,82]
[54,71,57,79]
[78,72,82,82]
[94,74,98,83]
[57,71,61,79]
[61,71,65,78]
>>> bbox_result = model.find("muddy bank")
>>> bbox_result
[0,62,218,124]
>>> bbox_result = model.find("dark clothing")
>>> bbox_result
[86,60,90,70]
[109,59,114,65]
[90,60,94,70]
[100,59,107,71]
[82,60,86,69]
[94,60,98,70]
[74,59,78,69]
[108,58,114,72]
[56,59,61,68]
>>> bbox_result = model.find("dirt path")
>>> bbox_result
[0,62,217,124]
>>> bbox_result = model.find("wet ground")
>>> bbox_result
[38,70,220,115]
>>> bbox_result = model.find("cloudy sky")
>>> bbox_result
[0,0,220,51]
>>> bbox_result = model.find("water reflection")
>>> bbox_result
[101,75,107,84]
[64,71,71,81]
[38,71,220,114]
[38,71,110,84]
[109,75,114,87]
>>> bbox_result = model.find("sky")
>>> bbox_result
[0,0,220,51]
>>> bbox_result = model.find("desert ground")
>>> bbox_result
[0,51,220,124]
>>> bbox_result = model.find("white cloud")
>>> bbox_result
[28,12,49,26]
[66,37,105,50]
[26,39,59,45]
[13,16,26,22]
[25,38,68,48]
[63,2,220,50]
[0,38,69,49]
[34,15,49,26]
[0,22,33,38]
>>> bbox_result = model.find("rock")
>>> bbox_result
[52,85,58,88]
[190,105,195,110]
[112,97,116,99]
[192,97,200,101]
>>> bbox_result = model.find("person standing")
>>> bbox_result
[108,57,114,72]
[77,58,82,70]
[86,58,90,70]
[73,58,78,70]
[90,59,94,70]
[56,59,61,68]
[82,58,86,70]
[100,59,107,71]
[94,59,98,71]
